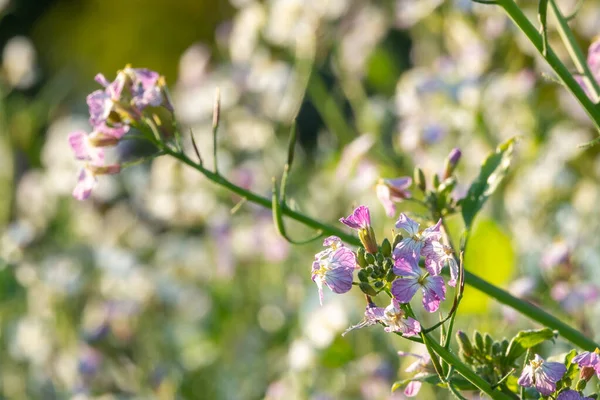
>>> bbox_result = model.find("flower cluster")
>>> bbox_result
[392,213,456,312]
[68,66,174,200]
[312,205,459,340]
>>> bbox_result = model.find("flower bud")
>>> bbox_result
[381,238,392,257]
[414,167,426,192]
[576,378,587,391]
[385,269,396,282]
[359,282,378,296]
[357,248,367,268]
[433,173,440,189]
[358,270,369,283]
[484,333,493,355]
[374,281,384,289]
[443,148,462,179]
[392,233,403,249]
[88,164,121,175]
[474,331,484,351]
[365,253,375,265]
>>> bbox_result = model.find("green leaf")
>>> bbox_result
[563,349,579,382]
[460,138,517,228]
[505,328,556,364]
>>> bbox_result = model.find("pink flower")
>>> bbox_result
[69,130,121,200]
[343,299,421,337]
[573,350,600,380]
[518,354,566,396]
[340,205,371,230]
[340,206,378,254]
[391,253,446,312]
[557,390,593,400]
[421,240,458,286]
[376,177,412,218]
[72,164,120,201]
[393,214,442,259]
[311,237,357,305]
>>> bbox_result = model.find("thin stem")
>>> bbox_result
[423,335,512,400]
[549,0,600,102]
[497,0,600,133]
[161,146,600,351]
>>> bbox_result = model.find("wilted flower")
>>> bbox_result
[556,390,593,400]
[518,354,566,396]
[391,253,446,312]
[311,236,357,305]
[376,177,412,218]
[421,241,458,286]
[573,349,600,380]
[393,214,441,259]
[340,206,378,254]
[343,299,421,337]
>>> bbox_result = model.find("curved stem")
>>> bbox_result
[161,146,599,350]
[549,0,600,103]
[497,0,600,133]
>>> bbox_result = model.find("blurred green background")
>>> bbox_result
[1,0,600,398]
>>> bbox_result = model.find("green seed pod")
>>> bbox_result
[365,253,376,265]
[381,238,392,257]
[359,282,378,296]
[357,248,367,268]
[374,281,384,289]
[358,270,369,283]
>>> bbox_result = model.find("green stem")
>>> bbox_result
[464,272,598,350]
[549,0,600,103]
[498,0,600,133]
[423,335,512,400]
[162,146,599,350]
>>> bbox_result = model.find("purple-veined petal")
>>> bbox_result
[324,266,353,294]
[404,381,422,397]
[421,275,446,313]
[540,361,567,382]
[395,213,420,236]
[72,168,97,201]
[421,219,442,242]
[393,238,423,260]
[69,130,90,160]
[94,73,110,87]
[517,365,534,388]
[557,389,592,400]
[447,257,459,287]
[339,205,371,230]
[323,235,342,248]
[393,254,421,277]
[573,351,599,368]
[376,183,396,218]
[391,277,420,304]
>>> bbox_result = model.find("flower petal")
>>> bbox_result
[404,381,422,397]
[391,277,420,304]
[395,213,420,236]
